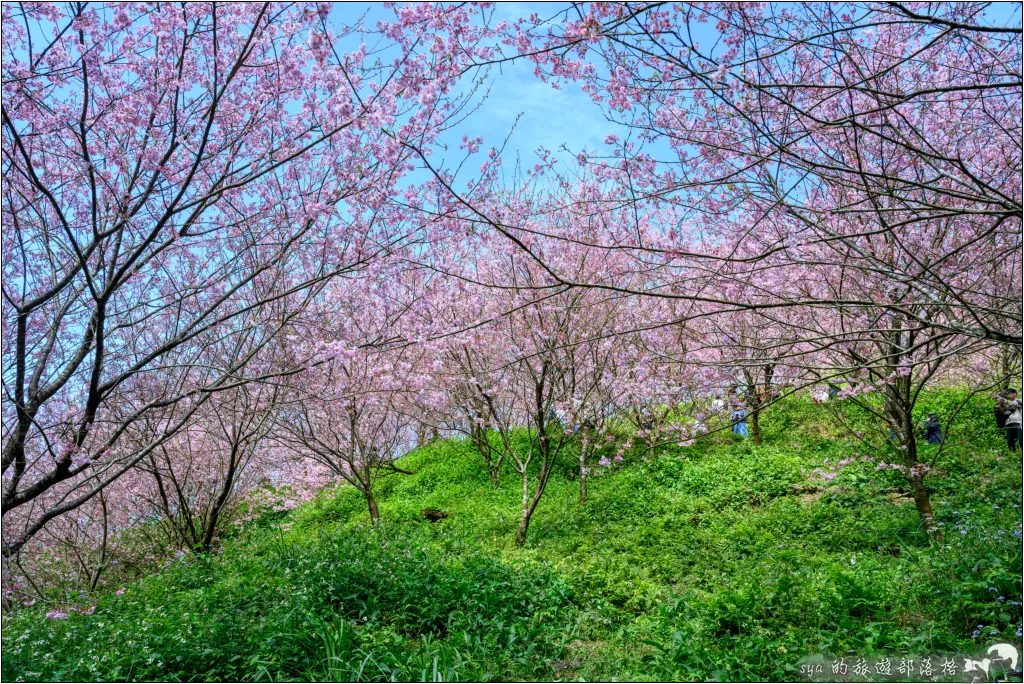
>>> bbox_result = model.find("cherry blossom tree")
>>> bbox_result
[422,239,585,544]
[138,382,280,552]
[405,3,1021,536]
[275,267,433,525]
[4,0,1021,589]
[483,2,1021,345]
[1,1,487,554]
[278,362,415,526]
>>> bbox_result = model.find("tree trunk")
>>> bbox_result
[90,491,110,591]
[471,425,501,486]
[891,382,941,541]
[516,463,555,545]
[742,368,763,446]
[202,448,239,551]
[999,346,1019,390]
[201,506,222,551]
[579,448,588,503]
[516,470,531,546]
[909,473,940,540]
[365,489,380,525]
[749,408,762,446]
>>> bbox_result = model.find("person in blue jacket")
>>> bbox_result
[730,406,748,438]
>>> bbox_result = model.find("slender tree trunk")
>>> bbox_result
[751,363,775,446]
[471,425,500,486]
[517,370,557,544]
[999,346,1018,390]
[202,449,239,551]
[743,368,763,446]
[90,491,110,591]
[898,404,938,538]
[517,464,555,545]
[516,470,531,546]
[883,351,941,541]
[365,488,380,525]
[202,507,222,551]
[202,485,231,551]
[579,447,588,503]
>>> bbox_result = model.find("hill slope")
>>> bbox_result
[3,394,1022,681]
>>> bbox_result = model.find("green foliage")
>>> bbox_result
[3,393,1021,682]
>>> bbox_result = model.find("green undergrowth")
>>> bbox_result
[3,393,1022,681]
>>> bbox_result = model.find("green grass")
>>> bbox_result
[3,393,1022,681]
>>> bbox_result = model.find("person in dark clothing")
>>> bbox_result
[545,407,563,428]
[994,390,1009,429]
[921,413,942,445]
[998,389,1023,450]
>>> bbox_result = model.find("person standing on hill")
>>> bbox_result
[730,406,748,438]
[998,389,1022,451]
[921,414,943,445]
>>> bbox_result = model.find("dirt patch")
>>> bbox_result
[797,490,826,505]
[883,490,914,506]
[789,484,848,505]
[551,658,584,672]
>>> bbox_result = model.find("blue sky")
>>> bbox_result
[325,1,1023,193]
[326,2,622,183]
[436,1,618,159]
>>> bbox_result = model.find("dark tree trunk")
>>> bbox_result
[909,472,939,540]
[202,447,239,551]
[899,420,940,539]
[880,326,941,541]
[750,408,762,446]
[89,491,110,591]
[517,376,556,545]
[743,368,764,446]
[365,488,380,525]
[515,468,551,547]
[471,424,501,486]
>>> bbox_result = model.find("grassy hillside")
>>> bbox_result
[3,394,1022,682]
